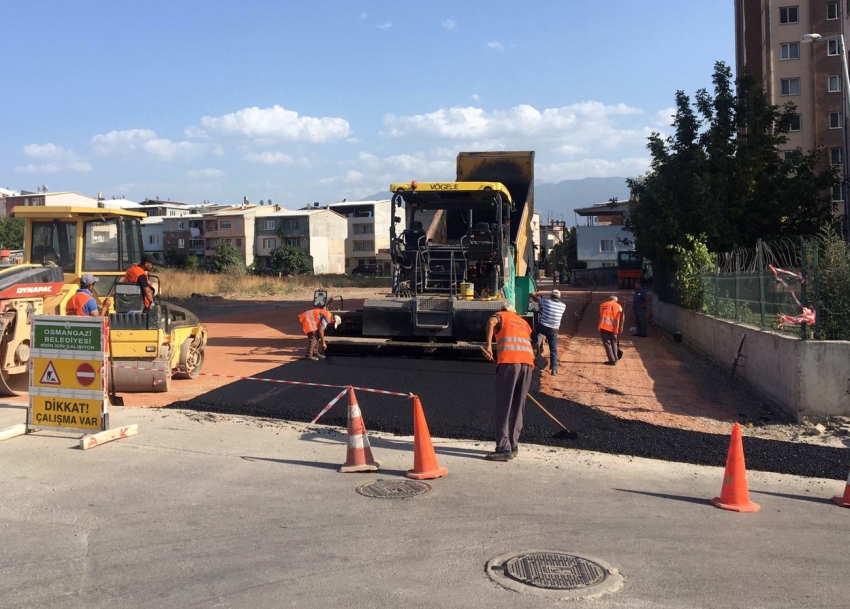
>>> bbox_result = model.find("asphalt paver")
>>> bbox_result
[174,354,849,480]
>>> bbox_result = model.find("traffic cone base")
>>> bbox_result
[712,422,760,513]
[406,396,448,480]
[831,468,850,507]
[339,388,380,473]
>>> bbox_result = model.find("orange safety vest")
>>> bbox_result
[299,309,332,335]
[598,301,623,333]
[494,311,535,367]
[66,291,95,316]
[122,265,151,307]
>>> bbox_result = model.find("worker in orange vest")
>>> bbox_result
[482,304,535,461]
[122,254,156,308]
[598,295,625,365]
[298,306,338,361]
[65,274,112,317]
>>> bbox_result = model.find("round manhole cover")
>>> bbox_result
[486,550,624,600]
[356,479,431,499]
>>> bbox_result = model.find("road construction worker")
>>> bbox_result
[531,288,567,376]
[482,304,535,461]
[66,274,112,317]
[122,254,156,308]
[298,306,338,361]
[598,295,625,365]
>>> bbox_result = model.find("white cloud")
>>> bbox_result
[487,41,504,51]
[471,93,480,102]
[17,143,91,173]
[188,105,350,144]
[360,11,367,19]
[653,107,676,128]
[442,19,457,31]
[244,151,295,165]
[188,168,225,179]
[536,157,650,182]
[377,21,392,29]
[91,129,202,161]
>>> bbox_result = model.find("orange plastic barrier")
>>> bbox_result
[339,387,380,473]
[406,396,448,480]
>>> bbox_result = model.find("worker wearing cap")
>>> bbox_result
[598,295,625,365]
[482,305,535,461]
[531,289,567,376]
[122,254,156,308]
[298,306,339,361]
[66,274,112,317]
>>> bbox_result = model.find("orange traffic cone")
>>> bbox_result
[711,422,760,513]
[339,387,380,473]
[832,467,850,508]
[406,395,448,480]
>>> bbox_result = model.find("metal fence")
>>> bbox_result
[699,237,850,340]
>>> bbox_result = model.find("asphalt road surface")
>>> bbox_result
[174,353,849,480]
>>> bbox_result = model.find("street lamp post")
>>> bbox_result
[803,32,850,241]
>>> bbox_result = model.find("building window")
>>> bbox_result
[235,238,242,247]
[829,39,841,56]
[220,220,232,229]
[262,238,276,249]
[832,184,843,201]
[830,112,843,128]
[828,2,839,19]
[148,235,159,245]
[779,6,798,23]
[353,224,375,235]
[353,240,374,252]
[783,150,802,162]
[780,42,800,60]
[177,221,185,230]
[601,262,617,268]
[235,220,241,228]
[787,113,802,131]
[829,75,841,92]
[600,239,614,252]
[263,220,276,231]
[830,147,843,165]
[189,238,204,248]
[286,238,300,248]
[781,78,801,95]
[285,220,300,229]
[178,238,185,249]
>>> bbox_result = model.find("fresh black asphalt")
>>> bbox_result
[172,354,849,480]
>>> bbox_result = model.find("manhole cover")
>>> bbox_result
[356,479,431,498]
[486,550,624,600]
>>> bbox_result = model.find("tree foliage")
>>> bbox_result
[269,245,312,275]
[211,240,245,273]
[816,228,850,340]
[628,62,838,267]
[0,217,24,250]
[549,226,579,274]
[668,234,714,311]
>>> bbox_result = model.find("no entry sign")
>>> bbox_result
[76,363,96,387]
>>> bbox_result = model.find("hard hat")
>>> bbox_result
[334,315,342,329]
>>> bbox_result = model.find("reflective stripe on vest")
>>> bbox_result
[66,292,94,316]
[494,311,534,366]
[299,309,330,335]
[598,301,621,333]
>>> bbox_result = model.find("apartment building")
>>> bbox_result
[202,205,277,267]
[141,217,164,264]
[736,0,849,223]
[137,199,196,217]
[573,201,633,268]
[162,214,205,261]
[254,209,347,274]
[5,190,99,216]
[321,199,403,275]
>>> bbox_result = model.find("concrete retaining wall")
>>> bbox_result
[652,299,850,421]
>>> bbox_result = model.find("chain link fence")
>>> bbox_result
[699,236,850,340]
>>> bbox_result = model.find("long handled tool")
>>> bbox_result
[528,394,578,440]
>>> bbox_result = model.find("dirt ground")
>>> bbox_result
[52,282,846,450]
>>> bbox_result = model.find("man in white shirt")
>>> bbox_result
[530,289,567,376]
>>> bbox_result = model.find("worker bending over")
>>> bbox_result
[66,274,112,317]
[298,305,339,361]
[122,254,156,308]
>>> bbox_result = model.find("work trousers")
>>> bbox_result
[306,331,320,356]
[600,329,619,363]
[494,363,533,452]
[534,324,559,372]
[634,309,647,336]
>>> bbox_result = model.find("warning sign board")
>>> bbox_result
[30,396,103,430]
[32,358,103,391]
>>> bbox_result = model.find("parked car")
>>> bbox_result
[351,263,383,277]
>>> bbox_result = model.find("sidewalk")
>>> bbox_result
[542,288,773,435]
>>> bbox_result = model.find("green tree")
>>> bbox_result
[549,226,578,274]
[628,62,837,268]
[0,217,24,249]
[269,245,312,275]
[211,240,245,273]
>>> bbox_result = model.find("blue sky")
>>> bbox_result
[0,1,735,208]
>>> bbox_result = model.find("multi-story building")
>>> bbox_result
[736,0,849,227]
[254,209,348,274]
[138,199,197,217]
[574,201,633,268]
[320,199,402,275]
[202,204,277,267]
[163,214,205,262]
[5,190,99,216]
[141,217,164,264]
